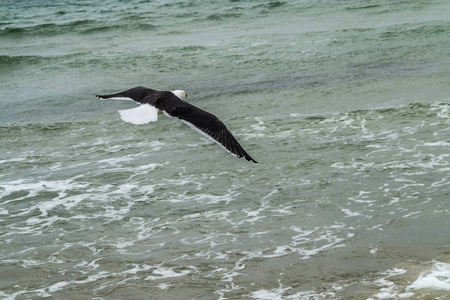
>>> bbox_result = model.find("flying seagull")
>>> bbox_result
[96,86,257,163]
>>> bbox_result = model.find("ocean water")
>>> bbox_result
[1,0,450,299]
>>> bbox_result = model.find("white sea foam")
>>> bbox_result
[249,287,290,300]
[121,263,152,275]
[0,179,87,205]
[341,208,362,217]
[145,266,192,280]
[157,283,171,290]
[0,157,26,164]
[236,223,351,262]
[242,116,266,139]
[251,116,266,131]
[249,287,336,300]
[2,271,111,299]
[73,258,101,273]
[402,211,421,219]
[164,188,238,205]
[369,268,414,300]
[366,261,450,299]
[409,261,450,291]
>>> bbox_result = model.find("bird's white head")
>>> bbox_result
[172,90,187,100]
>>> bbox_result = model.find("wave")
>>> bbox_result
[252,1,287,10]
[205,12,243,21]
[0,19,156,38]
[345,4,381,10]
[380,22,450,40]
[1,20,94,36]
[0,54,52,69]
[0,53,87,70]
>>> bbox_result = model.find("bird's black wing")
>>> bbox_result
[167,101,257,163]
[96,86,157,104]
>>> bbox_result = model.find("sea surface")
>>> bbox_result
[1,0,450,299]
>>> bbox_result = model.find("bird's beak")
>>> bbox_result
[185,92,188,98]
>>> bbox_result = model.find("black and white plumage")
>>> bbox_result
[96,86,257,163]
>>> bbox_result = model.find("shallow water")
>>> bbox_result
[1,0,450,299]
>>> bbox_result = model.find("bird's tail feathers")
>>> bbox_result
[118,104,158,125]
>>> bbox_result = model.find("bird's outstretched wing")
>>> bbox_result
[96,87,257,163]
[96,86,157,103]
[167,102,258,163]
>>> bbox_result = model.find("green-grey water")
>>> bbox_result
[1,0,450,299]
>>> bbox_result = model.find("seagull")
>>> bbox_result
[96,86,257,163]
